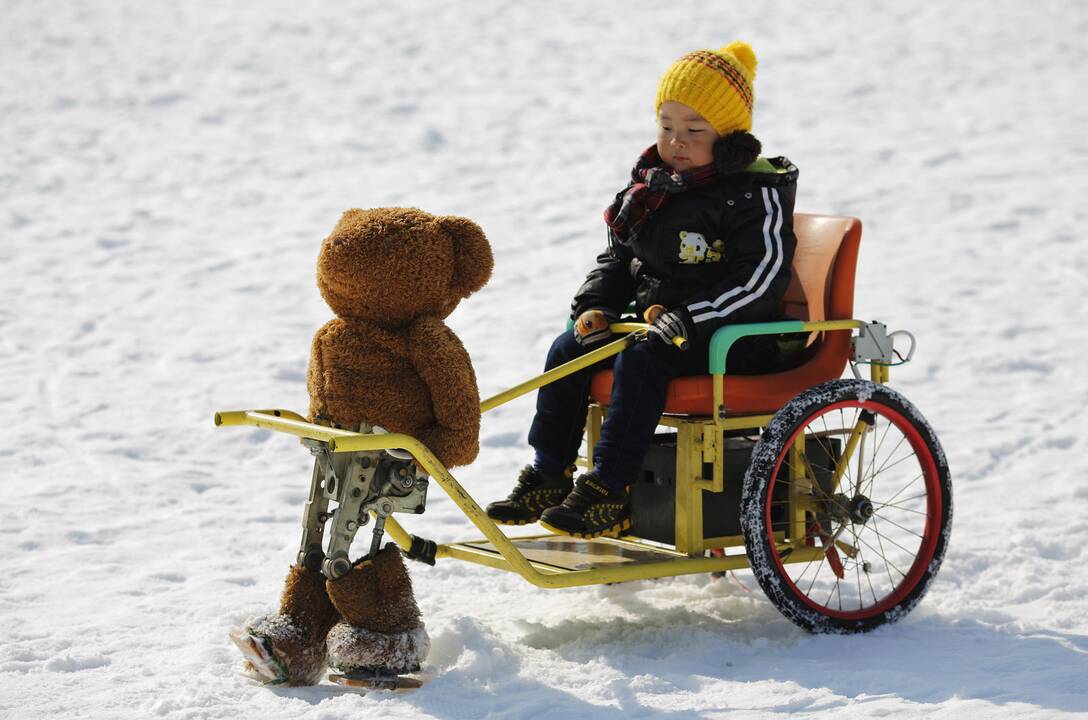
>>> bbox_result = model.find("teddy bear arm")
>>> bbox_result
[406,318,481,423]
[306,321,336,421]
[405,317,482,466]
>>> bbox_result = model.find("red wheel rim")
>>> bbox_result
[764,400,943,620]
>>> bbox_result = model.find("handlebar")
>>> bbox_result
[609,322,688,351]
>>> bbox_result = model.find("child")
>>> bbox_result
[486,41,799,538]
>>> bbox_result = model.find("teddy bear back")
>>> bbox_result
[316,207,493,327]
[307,318,436,432]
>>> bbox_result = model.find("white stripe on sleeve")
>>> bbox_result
[687,187,784,324]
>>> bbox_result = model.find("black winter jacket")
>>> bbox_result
[572,157,799,341]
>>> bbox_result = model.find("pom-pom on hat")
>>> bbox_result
[655,41,758,135]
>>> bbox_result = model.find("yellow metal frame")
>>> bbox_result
[214,320,884,587]
[215,408,770,586]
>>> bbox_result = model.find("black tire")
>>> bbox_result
[740,379,952,633]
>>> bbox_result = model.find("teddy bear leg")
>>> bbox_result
[325,544,430,677]
[231,565,341,686]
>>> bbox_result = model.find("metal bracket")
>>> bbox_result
[297,441,333,573]
[321,450,382,579]
[296,432,431,580]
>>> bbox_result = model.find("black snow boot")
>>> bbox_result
[485,464,574,525]
[539,471,630,539]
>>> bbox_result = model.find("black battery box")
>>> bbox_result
[627,432,840,545]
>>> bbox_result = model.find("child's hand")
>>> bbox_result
[643,304,666,324]
[574,309,618,346]
[648,308,693,351]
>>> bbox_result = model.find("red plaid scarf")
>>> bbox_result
[604,145,720,242]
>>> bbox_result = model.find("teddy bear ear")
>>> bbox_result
[436,215,494,297]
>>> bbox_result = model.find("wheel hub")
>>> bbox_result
[824,493,875,525]
[848,495,875,524]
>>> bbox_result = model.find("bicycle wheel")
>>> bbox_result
[740,379,951,633]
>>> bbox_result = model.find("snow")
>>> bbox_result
[2,0,1087,717]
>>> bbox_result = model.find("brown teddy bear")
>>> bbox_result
[232,207,493,686]
[308,207,493,466]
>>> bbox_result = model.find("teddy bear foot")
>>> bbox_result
[231,614,328,686]
[230,627,286,684]
[325,621,430,678]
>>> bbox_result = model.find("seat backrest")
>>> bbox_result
[586,214,863,416]
[780,214,862,323]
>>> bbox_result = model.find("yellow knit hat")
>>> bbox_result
[655,41,758,135]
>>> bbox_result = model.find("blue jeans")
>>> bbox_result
[527,330,714,489]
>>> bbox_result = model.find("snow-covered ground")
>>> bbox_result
[2,1,1087,717]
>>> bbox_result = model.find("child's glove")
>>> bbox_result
[574,308,618,347]
[648,308,693,351]
[643,304,666,324]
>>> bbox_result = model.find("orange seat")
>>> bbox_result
[589,214,862,416]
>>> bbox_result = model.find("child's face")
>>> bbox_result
[656,101,718,172]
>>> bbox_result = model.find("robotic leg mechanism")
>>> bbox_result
[231,430,432,688]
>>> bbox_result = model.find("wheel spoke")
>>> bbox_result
[855,412,866,496]
[874,477,925,509]
[864,452,920,506]
[869,450,918,480]
[855,529,908,581]
[788,545,823,586]
[871,416,894,466]
[823,573,841,609]
[867,513,899,588]
[857,524,918,565]
[804,547,826,596]
[864,556,881,605]
[870,511,926,541]
[791,557,820,586]
[802,454,831,500]
[870,434,908,481]
[853,525,864,609]
[872,501,928,516]
[852,527,882,606]
[841,408,855,493]
[867,419,884,495]
[829,410,870,495]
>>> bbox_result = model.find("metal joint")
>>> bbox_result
[294,430,432,580]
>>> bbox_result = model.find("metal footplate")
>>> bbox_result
[297,425,430,580]
[329,668,423,690]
